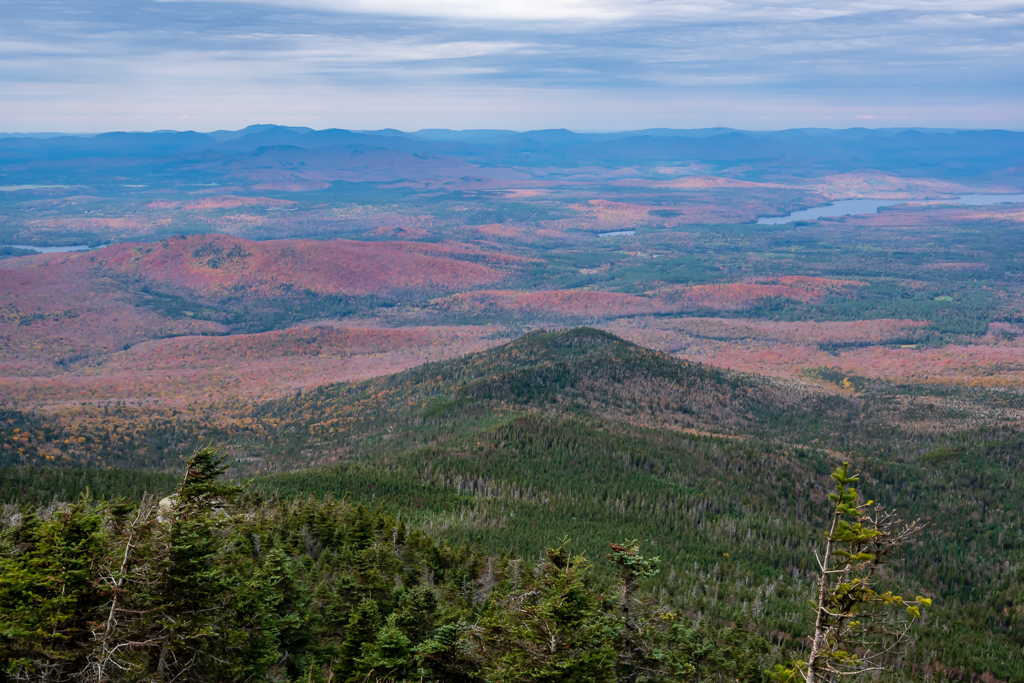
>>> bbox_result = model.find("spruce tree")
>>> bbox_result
[144,446,245,681]
[477,541,616,683]
[770,463,932,683]
[0,498,109,682]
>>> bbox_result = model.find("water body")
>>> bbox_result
[599,229,636,237]
[955,194,1024,205]
[1,244,104,253]
[0,184,70,191]
[757,194,1024,225]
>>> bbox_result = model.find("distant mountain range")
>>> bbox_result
[1,125,1022,184]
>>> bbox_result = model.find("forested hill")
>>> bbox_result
[3,328,1024,679]
[248,326,860,452]
[3,327,861,471]
[4,328,1016,471]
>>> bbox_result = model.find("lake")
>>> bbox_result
[0,184,70,192]
[757,194,1024,224]
[599,230,636,237]
[2,244,105,253]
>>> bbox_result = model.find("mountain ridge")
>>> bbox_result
[2,126,1022,182]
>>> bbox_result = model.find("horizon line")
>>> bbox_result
[4,124,1024,138]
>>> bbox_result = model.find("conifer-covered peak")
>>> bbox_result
[251,326,857,444]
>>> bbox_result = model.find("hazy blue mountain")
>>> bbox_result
[1,125,1021,183]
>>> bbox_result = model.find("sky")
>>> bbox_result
[2,0,1023,133]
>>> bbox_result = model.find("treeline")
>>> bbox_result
[0,448,769,682]
[0,466,179,507]
[744,285,996,336]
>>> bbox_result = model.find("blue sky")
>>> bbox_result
[2,0,1023,132]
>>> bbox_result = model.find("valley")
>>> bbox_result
[2,127,1024,681]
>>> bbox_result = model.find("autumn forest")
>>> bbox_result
[2,127,1024,682]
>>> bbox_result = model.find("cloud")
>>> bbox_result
[0,0,1022,131]
[148,0,1024,26]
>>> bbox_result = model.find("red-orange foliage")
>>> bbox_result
[563,200,697,231]
[555,189,792,226]
[147,195,298,210]
[808,172,975,199]
[658,276,863,311]
[430,277,863,320]
[182,195,297,210]
[0,260,224,373]
[653,176,778,189]
[471,224,528,239]
[89,235,511,297]
[109,324,453,364]
[0,235,535,378]
[838,343,1024,387]
[436,289,670,318]
[601,315,1024,388]
[0,324,503,408]
[24,215,172,237]
[606,316,927,346]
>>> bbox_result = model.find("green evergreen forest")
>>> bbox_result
[2,447,772,682]
[3,329,1023,681]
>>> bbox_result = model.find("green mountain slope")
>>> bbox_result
[249,327,860,450]
[4,328,1023,679]
[235,329,1024,679]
